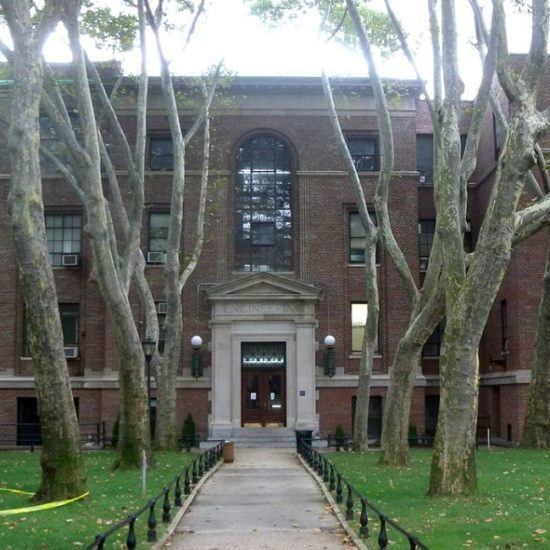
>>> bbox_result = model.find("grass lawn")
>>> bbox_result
[0,450,196,549]
[327,448,549,550]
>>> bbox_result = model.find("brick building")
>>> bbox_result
[0,74,546,446]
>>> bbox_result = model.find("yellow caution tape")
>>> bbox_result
[0,488,34,496]
[0,490,89,516]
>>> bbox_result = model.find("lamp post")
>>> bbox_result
[191,335,203,379]
[323,335,336,378]
[143,336,156,436]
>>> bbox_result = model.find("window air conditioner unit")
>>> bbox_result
[419,257,429,272]
[147,251,166,264]
[64,346,78,359]
[62,253,80,266]
[156,302,167,314]
[419,173,426,184]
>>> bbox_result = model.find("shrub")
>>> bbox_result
[181,413,197,451]
[334,425,347,450]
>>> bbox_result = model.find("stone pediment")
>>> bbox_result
[206,272,321,302]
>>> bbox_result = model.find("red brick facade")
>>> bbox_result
[0,75,545,445]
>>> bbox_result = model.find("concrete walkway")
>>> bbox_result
[164,448,354,549]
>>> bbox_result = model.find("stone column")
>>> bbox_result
[209,320,233,439]
[295,322,317,431]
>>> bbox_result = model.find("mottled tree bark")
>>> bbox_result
[428,0,549,496]
[521,241,550,448]
[0,0,87,501]
[146,0,217,450]
[43,3,152,468]
[380,275,444,464]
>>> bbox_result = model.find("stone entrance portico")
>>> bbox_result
[206,273,321,440]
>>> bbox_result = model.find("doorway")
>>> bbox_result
[241,342,286,427]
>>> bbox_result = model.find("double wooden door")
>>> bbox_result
[241,369,286,427]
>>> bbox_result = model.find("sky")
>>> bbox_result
[11,1,538,99]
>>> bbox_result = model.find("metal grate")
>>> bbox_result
[241,342,286,368]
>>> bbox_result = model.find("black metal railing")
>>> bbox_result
[299,441,429,549]
[0,422,108,448]
[85,442,224,549]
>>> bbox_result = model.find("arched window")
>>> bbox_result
[235,136,292,272]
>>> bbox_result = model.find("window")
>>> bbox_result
[416,134,433,184]
[148,212,170,262]
[149,136,174,171]
[418,219,436,272]
[351,303,368,353]
[349,211,379,264]
[351,395,383,439]
[422,321,445,357]
[347,137,378,171]
[235,135,292,272]
[492,114,501,160]
[60,304,79,347]
[417,134,467,184]
[500,299,508,353]
[21,306,30,357]
[425,395,439,436]
[40,115,81,174]
[22,304,79,357]
[45,214,82,267]
[156,303,166,354]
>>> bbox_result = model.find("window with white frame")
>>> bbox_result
[148,212,170,262]
[45,214,82,267]
[349,211,379,264]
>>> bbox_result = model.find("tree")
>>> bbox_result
[426,0,549,496]
[521,240,550,448]
[0,0,87,501]
[31,0,151,468]
[144,0,220,450]
[37,0,218,454]
[251,0,550,494]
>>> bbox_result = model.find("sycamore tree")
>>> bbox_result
[142,0,221,450]
[252,0,550,495]
[27,0,217,458]
[0,0,87,500]
[521,238,550,448]
[82,0,220,451]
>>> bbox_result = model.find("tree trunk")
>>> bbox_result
[3,4,87,501]
[380,275,444,465]
[61,10,150,469]
[155,299,182,450]
[521,241,550,448]
[352,237,379,451]
[429,91,545,494]
[379,340,423,465]
[428,322,479,495]
[113,319,150,468]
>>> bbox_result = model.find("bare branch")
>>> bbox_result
[428,0,443,111]
[535,143,550,194]
[181,0,206,52]
[179,103,210,290]
[491,0,521,100]
[383,0,436,126]
[524,0,549,90]
[343,0,420,304]
[459,3,498,229]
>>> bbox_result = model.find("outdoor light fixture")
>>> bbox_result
[323,335,336,378]
[191,335,204,379]
[142,336,157,437]
[143,336,156,361]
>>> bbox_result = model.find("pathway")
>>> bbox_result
[164,447,354,549]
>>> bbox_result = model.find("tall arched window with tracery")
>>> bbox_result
[235,135,292,272]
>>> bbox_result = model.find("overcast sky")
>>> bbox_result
[12,1,538,98]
